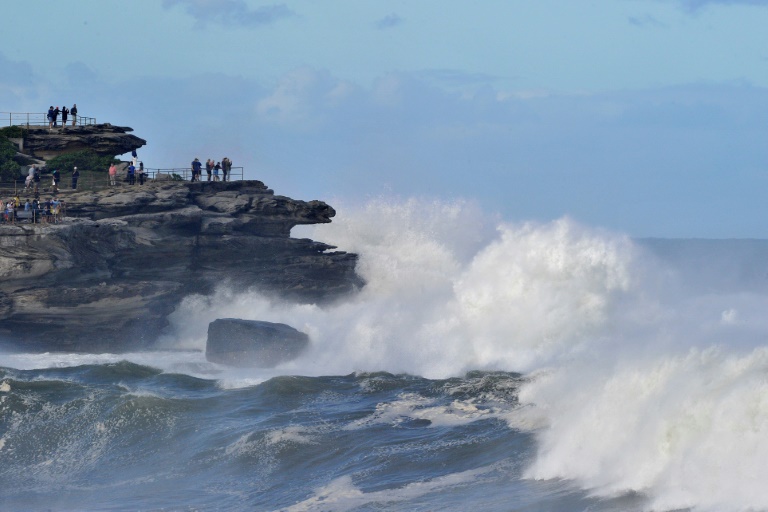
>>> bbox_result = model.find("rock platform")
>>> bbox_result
[0,180,362,351]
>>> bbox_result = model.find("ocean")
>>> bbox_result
[2,198,768,511]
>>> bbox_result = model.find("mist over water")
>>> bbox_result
[161,197,768,511]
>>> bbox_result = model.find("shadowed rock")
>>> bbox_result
[19,123,146,160]
[206,319,309,367]
[0,181,362,352]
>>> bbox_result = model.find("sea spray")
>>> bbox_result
[165,198,636,377]
[6,197,768,510]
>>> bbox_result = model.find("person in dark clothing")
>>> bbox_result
[52,169,61,193]
[71,104,78,126]
[71,167,79,189]
[127,163,136,185]
[191,158,202,182]
[61,106,69,126]
[221,157,231,182]
[53,107,60,127]
[47,106,54,128]
[138,162,145,185]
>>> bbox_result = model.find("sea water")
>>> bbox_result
[2,198,768,511]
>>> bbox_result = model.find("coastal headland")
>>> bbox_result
[0,125,362,352]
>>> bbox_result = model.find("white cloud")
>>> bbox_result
[162,0,295,27]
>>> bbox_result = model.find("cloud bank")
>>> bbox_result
[4,51,768,237]
[676,0,768,11]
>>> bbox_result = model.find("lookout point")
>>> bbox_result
[0,110,363,352]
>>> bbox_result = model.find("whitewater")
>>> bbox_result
[2,197,768,511]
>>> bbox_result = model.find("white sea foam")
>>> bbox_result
[170,196,768,511]
[284,465,498,512]
[164,198,636,379]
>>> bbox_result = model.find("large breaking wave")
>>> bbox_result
[158,197,768,511]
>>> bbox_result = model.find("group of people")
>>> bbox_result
[47,104,78,128]
[109,161,146,186]
[2,196,65,224]
[191,157,232,182]
[23,165,81,194]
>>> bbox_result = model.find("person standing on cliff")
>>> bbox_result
[53,107,60,128]
[127,163,136,185]
[61,105,69,126]
[71,104,77,126]
[205,159,213,181]
[108,163,117,186]
[52,169,61,193]
[47,106,54,129]
[71,167,79,190]
[191,158,202,182]
[221,157,230,182]
[25,165,35,191]
[138,161,146,185]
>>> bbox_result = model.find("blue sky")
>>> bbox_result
[2,0,768,237]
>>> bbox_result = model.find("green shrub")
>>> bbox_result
[45,150,119,174]
[0,137,22,182]
[0,126,27,138]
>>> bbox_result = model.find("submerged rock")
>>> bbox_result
[206,318,309,367]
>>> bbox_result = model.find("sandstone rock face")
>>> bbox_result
[206,319,309,367]
[0,181,362,352]
[20,123,146,160]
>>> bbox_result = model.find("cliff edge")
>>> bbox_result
[0,180,362,351]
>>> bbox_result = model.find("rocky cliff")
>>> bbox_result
[0,181,362,352]
[14,123,146,162]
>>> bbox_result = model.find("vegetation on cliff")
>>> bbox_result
[46,150,119,174]
[0,136,22,181]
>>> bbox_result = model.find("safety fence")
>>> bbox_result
[143,167,244,182]
[0,201,67,225]
[0,166,245,197]
[0,111,97,127]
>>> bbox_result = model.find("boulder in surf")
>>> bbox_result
[205,318,309,367]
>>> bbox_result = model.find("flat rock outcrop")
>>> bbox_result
[0,181,362,352]
[19,123,146,160]
[206,319,309,367]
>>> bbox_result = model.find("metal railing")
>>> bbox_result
[0,112,97,127]
[1,202,67,225]
[0,166,246,196]
[144,167,244,182]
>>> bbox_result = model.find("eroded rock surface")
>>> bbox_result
[0,181,362,351]
[19,123,146,160]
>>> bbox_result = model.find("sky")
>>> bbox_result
[2,0,768,237]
